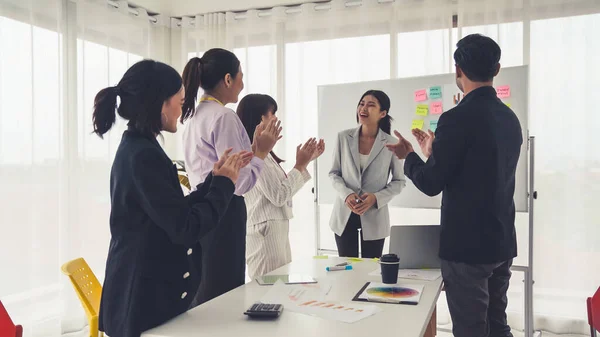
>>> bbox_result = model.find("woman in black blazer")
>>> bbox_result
[94,60,252,337]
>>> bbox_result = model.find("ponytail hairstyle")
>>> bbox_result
[92,60,182,138]
[355,90,393,135]
[181,48,241,123]
[236,94,284,164]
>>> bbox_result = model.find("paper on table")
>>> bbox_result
[358,282,424,304]
[262,280,380,323]
[368,268,441,281]
[294,300,381,323]
[260,279,332,306]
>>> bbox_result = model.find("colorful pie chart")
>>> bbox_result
[366,286,420,298]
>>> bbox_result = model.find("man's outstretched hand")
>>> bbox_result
[412,128,434,158]
[385,130,415,160]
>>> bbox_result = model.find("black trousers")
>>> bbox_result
[334,213,385,258]
[441,259,514,337]
[190,195,247,307]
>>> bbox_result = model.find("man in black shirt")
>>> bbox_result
[386,34,522,337]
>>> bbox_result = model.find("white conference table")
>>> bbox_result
[142,257,443,337]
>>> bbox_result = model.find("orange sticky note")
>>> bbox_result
[430,101,443,114]
[412,119,424,130]
[414,89,427,102]
[496,85,510,98]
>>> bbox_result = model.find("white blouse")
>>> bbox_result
[244,154,311,226]
[359,153,370,172]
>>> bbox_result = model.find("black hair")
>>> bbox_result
[92,60,182,138]
[181,48,241,123]
[236,94,284,164]
[454,33,501,82]
[355,90,393,135]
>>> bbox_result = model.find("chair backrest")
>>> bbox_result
[61,258,103,319]
[0,300,22,337]
[588,286,600,336]
[174,160,191,190]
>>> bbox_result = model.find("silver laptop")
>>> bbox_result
[389,225,442,269]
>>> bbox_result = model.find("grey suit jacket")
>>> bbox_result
[329,127,406,240]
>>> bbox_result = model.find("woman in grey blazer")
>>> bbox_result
[329,90,406,258]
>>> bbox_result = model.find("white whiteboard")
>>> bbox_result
[316,65,529,212]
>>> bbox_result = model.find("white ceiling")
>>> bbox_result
[131,0,309,17]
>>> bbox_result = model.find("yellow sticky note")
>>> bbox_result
[505,102,511,108]
[313,255,329,259]
[415,104,429,116]
[372,257,380,262]
[412,119,424,130]
[347,257,363,262]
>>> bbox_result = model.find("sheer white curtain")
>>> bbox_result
[0,1,165,336]
[176,0,600,334]
[529,11,600,324]
[0,0,66,335]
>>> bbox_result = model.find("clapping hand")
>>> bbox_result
[453,93,462,105]
[310,139,325,161]
[295,138,317,171]
[253,117,283,159]
[385,130,414,159]
[213,148,251,184]
[412,128,434,158]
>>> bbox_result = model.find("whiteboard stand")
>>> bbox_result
[526,136,538,337]
[313,159,321,257]
[313,136,538,337]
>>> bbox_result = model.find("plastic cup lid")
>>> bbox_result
[380,253,399,263]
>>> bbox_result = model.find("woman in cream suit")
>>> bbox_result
[238,94,325,279]
[329,90,406,258]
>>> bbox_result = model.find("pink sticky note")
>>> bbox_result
[414,89,428,102]
[496,85,511,98]
[430,101,443,114]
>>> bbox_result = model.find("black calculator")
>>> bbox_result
[244,303,284,318]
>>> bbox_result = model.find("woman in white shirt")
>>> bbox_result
[237,94,325,279]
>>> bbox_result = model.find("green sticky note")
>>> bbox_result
[505,102,511,108]
[429,86,442,99]
[347,257,363,262]
[412,119,424,130]
[415,104,429,116]
[430,120,438,132]
[313,255,329,259]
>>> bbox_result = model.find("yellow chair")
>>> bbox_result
[61,258,104,337]
[174,160,191,190]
